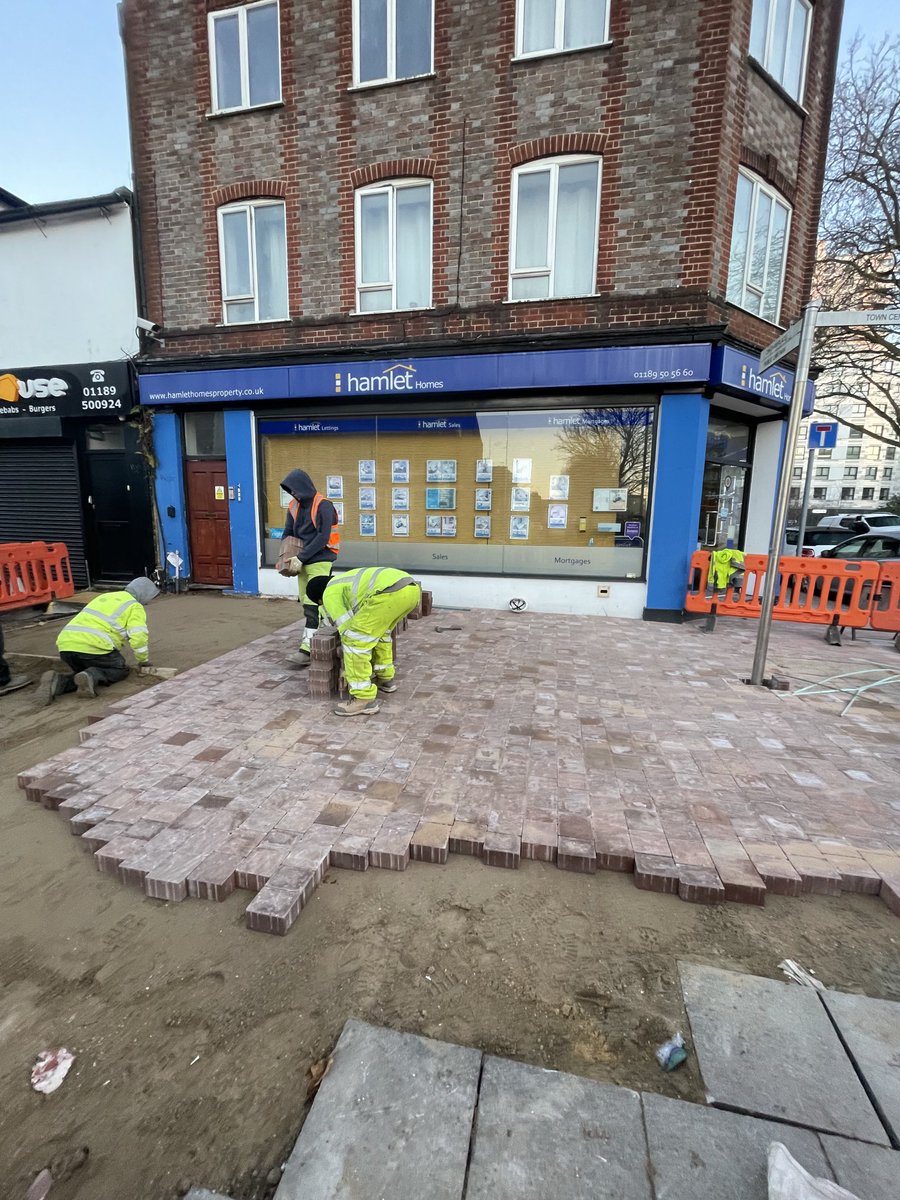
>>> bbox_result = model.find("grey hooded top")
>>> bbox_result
[125,577,160,604]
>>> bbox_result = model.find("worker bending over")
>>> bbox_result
[280,469,340,666]
[306,568,420,717]
[38,577,160,704]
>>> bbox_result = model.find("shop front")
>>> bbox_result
[139,342,812,619]
[0,360,155,588]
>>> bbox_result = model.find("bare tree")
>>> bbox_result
[815,36,900,447]
[555,408,652,498]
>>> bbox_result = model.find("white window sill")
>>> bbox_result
[504,293,597,305]
[746,56,808,116]
[512,41,612,64]
[348,72,436,93]
[724,299,783,331]
[217,317,291,327]
[207,100,284,119]
[352,304,434,316]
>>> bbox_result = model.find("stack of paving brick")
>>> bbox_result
[306,627,342,700]
[16,609,900,936]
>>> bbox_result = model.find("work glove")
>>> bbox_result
[288,556,304,575]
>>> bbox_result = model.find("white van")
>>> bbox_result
[816,512,900,535]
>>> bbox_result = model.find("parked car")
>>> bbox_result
[821,533,900,562]
[784,527,850,556]
[817,511,900,535]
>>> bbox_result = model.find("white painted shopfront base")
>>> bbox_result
[258,568,646,618]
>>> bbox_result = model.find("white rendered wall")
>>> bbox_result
[743,420,784,553]
[258,567,647,618]
[0,204,139,365]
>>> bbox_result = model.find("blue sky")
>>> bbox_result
[2,0,899,204]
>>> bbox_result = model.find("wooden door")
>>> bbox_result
[185,460,233,585]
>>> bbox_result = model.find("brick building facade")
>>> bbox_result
[123,0,843,618]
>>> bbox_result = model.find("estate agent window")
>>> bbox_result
[209,1,281,113]
[354,0,433,85]
[509,156,601,300]
[515,0,610,57]
[259,405,654,580]
[217,200,289,324]
[726,169,791,323]
[355,180,433,312]
[749,0,811,102]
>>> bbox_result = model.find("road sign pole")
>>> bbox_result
[795,447,815,554]
[750,298,821,687]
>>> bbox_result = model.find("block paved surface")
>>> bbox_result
[17,610,900,935]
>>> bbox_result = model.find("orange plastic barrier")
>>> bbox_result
[685,551,879,630]
[869,562,900,634]
[0,542,75,612]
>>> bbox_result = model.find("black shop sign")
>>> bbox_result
[0,360,133,420]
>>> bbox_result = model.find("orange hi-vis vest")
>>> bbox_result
[289,491,341,553]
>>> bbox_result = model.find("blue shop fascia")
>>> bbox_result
[138,340,813,620]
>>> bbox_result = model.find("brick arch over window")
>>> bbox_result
[509,134,606,168]
[350,158,437,189]
[211,179,287,208]
[739,148,797,204]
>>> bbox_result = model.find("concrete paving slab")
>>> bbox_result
[642,1092,834,1200]
[820,1134,900,1199]
[822,990,900,1147]
[679,963,889,1145]
[274,1019,481,1200]
[464,1056,651,1200]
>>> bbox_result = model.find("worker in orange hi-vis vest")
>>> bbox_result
[280,469,340,666]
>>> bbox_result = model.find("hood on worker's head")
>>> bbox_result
[281,469,317,502]
[125,577,160,605]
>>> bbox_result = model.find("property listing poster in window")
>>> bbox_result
[259,406,654,579]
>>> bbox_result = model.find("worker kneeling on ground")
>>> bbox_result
[37,577,160,705]
[305,568,420,718]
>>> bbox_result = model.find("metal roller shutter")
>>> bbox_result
[0,440,89,588]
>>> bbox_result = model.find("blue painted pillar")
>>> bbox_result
[223,408,259,595]
[151,411,191,581]
[644,392,709,620]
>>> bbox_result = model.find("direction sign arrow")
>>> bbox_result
[816,308,900,327]
[759,319,803,372]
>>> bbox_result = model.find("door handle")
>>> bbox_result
[704,512,716,546]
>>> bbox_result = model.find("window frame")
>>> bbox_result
[208,0,282,115]
[508,154,602,302]
[514,0,612,60]
[726,168,792,325]
[352,0,435,88]
[749,0,812,104]
[354,177,434,314]
[216,198,289,326]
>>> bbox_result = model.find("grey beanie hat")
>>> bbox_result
[125,577,160,604]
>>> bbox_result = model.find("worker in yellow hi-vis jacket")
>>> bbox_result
[37,577,160,704]
[306,567,420,718]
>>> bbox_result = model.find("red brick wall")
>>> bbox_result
[121,0,843,361]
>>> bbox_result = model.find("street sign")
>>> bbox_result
[816,309,900,327]
[759,319,803,372]
[808,421,837,449]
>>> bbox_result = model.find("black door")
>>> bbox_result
[80,423,155,583]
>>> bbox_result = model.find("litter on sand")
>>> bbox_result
[655,1032,688,1071]
[778,960,825,991]
[30,1048,75,1094]
[767,1142,859,1200]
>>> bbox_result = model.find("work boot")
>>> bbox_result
[286,649,311,668]
[375,676,398,693]
[0,673,30,697]
[36,671,66,707]
[73,670,98,698]
[333,697,381,717]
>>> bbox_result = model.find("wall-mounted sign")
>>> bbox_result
[141,344,714,407]
[214,485,225,500]
[0,360,133,421]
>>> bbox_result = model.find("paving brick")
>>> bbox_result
[678,866,726,905]
[246,884,304,935]
[330,834,371,871]
[879,874,900,917]
[448,820,485,857]
[235,846,290,891]
[826,857,882,895]
[410,822,450,864]
[521,820,557,863]
[557,837,596,874]
[634,854,680,894]
[786,856,843,897]
[483,832,520,870]
[369,830,410,871]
